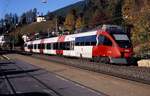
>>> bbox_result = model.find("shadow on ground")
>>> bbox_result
[0,92,52,96]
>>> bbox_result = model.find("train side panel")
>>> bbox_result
[32,40,41,53]
[43,37,58,55]
[63,31,96,58]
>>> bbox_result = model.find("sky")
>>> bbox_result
[0,0,83,19]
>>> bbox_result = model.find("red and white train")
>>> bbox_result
[24,25,133,64]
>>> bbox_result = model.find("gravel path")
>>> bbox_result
[32,54,150,84]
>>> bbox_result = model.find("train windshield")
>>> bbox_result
[112,34,132,48]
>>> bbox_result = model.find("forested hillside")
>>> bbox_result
[122,0,150,53]
[0,0,149,53]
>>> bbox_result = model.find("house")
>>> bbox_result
[36,16,46,22]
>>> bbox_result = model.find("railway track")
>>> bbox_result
[25,53,150,85]
[0,55,63,96]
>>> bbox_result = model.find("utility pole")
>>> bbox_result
[55,16,58,33]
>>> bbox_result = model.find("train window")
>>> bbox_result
[30,44,33,49]
[24,44,27,47]
[103,37,112,46]
[51,43,53,49]
[75,41,96,46]
[27,45,30,49]
[38,44,40,49]
[70,41,74,50]
[37,44,45,49]
[67,42,71,50]
[53,43,58,49]
[45,44,47,49]
[75,42,80,46]
[64,42,70,50]
[91,42,96,45]
[98,35,105,45]
[75,35,96,46]
[85,42,88,45]
[47,43,51,49]
[29,45,31,49]
[30,45,32,49]
[80,42,84,46]
[28,44,32,49]
[60,43,64,50]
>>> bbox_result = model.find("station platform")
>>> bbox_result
[0,59,104,96]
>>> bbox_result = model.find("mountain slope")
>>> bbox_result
[52,1,85,17]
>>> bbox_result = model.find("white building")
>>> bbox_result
[36,16,46,22]
[0,35,5,46]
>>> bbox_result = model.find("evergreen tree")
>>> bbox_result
[33,8,37,22]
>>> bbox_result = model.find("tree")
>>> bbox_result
[90,9,107,27]
[12,14,18,25]
[131,10,150,45]
[32,8,37,22]
[20,13,27,25]
[112,0,123,25]
[75,13,85,29]
[64,9,76,33]
[45,11,54,20]
[122,0,150,45]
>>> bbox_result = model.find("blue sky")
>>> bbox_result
[0,0,83,19]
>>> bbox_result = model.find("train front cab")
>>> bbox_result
[93,30,133,64]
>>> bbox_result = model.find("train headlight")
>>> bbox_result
[124,49,130,52]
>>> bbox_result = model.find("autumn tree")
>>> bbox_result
[131,10,150,45]
[122,0,150,45]
[75,13,85,29]
[64,9,76,33]
[90,9,107,27]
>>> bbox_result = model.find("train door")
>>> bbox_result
[93,34,114,57]
[56,35,66,55]
[75,35,96,58]
[39,39,44,54]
